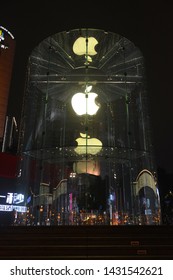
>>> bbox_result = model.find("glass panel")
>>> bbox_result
[17,29,161,226]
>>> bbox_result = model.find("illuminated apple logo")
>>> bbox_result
[73,37,98,56]
[73,36,98,63]
[74,133,102,155]
[71,85,100,115]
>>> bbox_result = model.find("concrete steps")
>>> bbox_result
[0,225,173,259]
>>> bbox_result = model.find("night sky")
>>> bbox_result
[1,0,173,174]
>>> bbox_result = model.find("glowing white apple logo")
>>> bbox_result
[71,85,100,115]
[74,133,102,155]
[73,36,98,63]
[73,37,98,56]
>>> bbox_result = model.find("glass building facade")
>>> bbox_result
[18,29,161,225]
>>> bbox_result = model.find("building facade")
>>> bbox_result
[0,26,15,147]
[18,29,161,225]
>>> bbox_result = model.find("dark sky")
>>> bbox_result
[1,0,173,173]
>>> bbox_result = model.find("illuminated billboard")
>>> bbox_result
[0,192,26,213]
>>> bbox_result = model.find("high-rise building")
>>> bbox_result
[0,26,27,226]
[0,25,15,146]
[18,29,161,225]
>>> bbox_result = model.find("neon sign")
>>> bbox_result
[0,204,27,213]
[0,192,25,205]
[0,26,14,40]
[0,192,26,212]
[6,193,24,204]
[0,25,14,49]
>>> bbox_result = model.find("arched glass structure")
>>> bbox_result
[18,29,161,225]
